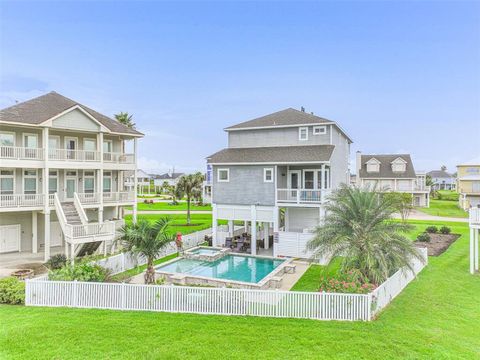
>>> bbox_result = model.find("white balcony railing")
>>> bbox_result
[103,191,136,202]
[0,146,44,160]
[48,149,100,161]
[103,152,135,164]
[65,222,116,240]
[277,189,330,204]
[0,194,45,208]
[470,208,480,226]
[76,192,101,205]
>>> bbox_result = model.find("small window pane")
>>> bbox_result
[1,178,14,194]
[24,170,36,176]
[218,170,229,181]
[0,133,15,147]
[49,178,57,194]
[103,177,112,192]
[24,178,36,194]
[85,178,95,193]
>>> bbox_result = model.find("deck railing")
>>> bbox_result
[0,146,44,160]
[470,208,480,226]
[0,194,45,208]
[103,152,135,164]
[48,149,100,161]
[103,191,136,202]
[277,189,330,204]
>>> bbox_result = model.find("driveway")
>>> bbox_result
[393,209,468,223]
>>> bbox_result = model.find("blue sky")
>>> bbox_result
[1,1,479,174]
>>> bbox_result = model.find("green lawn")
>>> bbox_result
[110,253,179,282]
[417,199,468,218]
[1,220,479,359]
[131,201,212,212]
[436,190,459,201]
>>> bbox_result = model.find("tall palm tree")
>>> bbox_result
[307,185,424,284]
[175,172,204,225]
[119,218,173,284]
[114,112,136,129]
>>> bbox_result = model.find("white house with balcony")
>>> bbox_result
[207,108,352,261]
[0,91,142,261]
[355,152,430,207]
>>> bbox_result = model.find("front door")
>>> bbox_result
[66,178,76,200]
[288,170,301,200]
[65,137,77,160]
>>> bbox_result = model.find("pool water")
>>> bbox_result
[156,254,285,284]
[188,248,220,256]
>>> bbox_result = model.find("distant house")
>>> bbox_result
[350,174,357,186]
[457,159,480,210]
[151,172,185,188]
[355,152,430,207]
[427,169,456,191]
[125,169,151,194]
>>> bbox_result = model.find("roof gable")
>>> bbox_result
[366,157,381,165]
[359,154,416,179]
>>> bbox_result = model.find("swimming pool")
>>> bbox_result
[187,248,221,256]
[155,254,285,284]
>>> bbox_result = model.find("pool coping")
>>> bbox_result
[154,247,293,290]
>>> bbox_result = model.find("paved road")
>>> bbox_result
[393,209,468,223]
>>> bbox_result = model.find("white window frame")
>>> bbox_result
[23,169,38,195]
[22,132,38,148]
[264,168,274,183]
[0,169,15,194]
[313,126,326,135]
[103,139,113,153]
[83,170,96,194]
[83,138,97,151]
[48,170,58,194]
[103,171,112,193]
[217,168,230,182]
[0,131,16,147]
[298,127,308,141]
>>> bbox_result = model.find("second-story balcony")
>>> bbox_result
[277,188,331,205]
[0,146,44,161]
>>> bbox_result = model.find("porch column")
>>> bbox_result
[320,164,326,203]
[32,211,38,253]
[212,203,218,246]
[228,220,234,237]
[273,206,279,257]
[470,228,475,274]
[44,212,50,262]
[263,222,269,250]
[133,138,138,224]
[251,205,257,255]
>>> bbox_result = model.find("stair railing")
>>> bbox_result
[73,192,89,225]
[54,193,73,240]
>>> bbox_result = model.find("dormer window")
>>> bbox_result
[366,158,381,173]
[313,126,326,135]
[391,157,407,173]
[299,127,308,141]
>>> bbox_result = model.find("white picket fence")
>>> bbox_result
[94,227,212,275]
[25,243,428,322]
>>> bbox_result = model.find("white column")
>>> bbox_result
[251,205,257,255]
[470,228,475,274]
[321,164,326,203]
[263,222,269,250]
[212,203,218,246]
[273,206,279,257]
[228,220,234,236]
[244,220,248,233]
[44,212,50,262]
[32,211,38,254]
[475,229,479,272]
[133,138,138,224]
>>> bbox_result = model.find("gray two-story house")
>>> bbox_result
[207,108,352,259]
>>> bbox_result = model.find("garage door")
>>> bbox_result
[0,224,21,253]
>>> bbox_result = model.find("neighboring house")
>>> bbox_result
[349,174,357,186]
[124,169,151,194]
[457,159,480,210]
[207,107,352,259]
[0,91,142,261]
[355,152,430,207]
[427,169,456,190]
[152,172,185,189]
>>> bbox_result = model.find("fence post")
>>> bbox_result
[367,293,372,321]
[73,280,78,308]
[121,282,126,310]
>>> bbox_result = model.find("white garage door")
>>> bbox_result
[50,221,63,247]
[0,224,21,253]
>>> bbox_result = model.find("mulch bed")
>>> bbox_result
[414,233,460,256]
[15,263,48,275]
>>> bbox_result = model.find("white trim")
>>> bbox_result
[298,127,308,141]
[302,169,316,189]
[22,168,38,194]
[209,161,330,166]
[0,130,16,146]
[263,168,274,183]
[390,157,408,164]
[287,170,301,189]
[22,132,38,148]
[366,158,381,164]
[103,171,112,193]
[103,139,113,153]
[217,168,230,182]
[0,168,15,194]
[48,170,58,194]
[313,125,326,135]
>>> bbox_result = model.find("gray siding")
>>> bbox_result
[52,109,101,132]
[212,165,275,206]
[228,125,331,148]
[329,127,350,188]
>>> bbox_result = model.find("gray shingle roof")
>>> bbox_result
[427,170,454,178]
[0,91,143,136]
[225,108,332,130]
[151,173,185,180]
[207,145,335,164]
[359,154,416,179]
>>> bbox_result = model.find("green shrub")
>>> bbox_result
[0,277,25,305]
[425,226,438,233]
[45,254,67,270]
[319,269,377,294]
[417,233,431,242]
[49,261,110,282]
[440,226,451,234]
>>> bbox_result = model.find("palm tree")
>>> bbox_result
[307,185,424,284]
[119,218,173,284]
[114,112,136,129]
[175,172,204,225]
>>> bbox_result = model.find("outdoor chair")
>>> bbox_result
[225,237,233,248]
[234,240,244,252]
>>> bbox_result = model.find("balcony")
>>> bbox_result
[0,146,44,161]
[0,194,45,209]
[470,208,480,227]
[277,189,330,205]
[103,152,135,164]
[76,191,136,206]
[64,222,116,244]
[48,149,100,162]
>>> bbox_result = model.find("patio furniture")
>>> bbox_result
[225,237,233,248]
[234,239,244,252]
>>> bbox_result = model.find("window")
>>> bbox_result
[0,169,14,194]
[366,159,381,173]
[103,171,112,192]
[299,127,308,141]
[84,171,95,193]
[313,126,326,135]
[49,170,58,194]
[264,168,273,183]
[0,132,15,147]
[103,140,113,153]
[23,134,37,148]
[23,170,37,194]
[84,139,97,161]
[217,168,229,182]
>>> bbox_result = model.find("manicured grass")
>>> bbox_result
[417,199,468,218]
[133,201,212,212]
[1,220,479,359]
[110,253,179,282]
[290,259,341,292]
[436,190,459,201]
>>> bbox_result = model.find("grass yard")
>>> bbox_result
[131,201,212,212]
[436,190,459,201]
[124,213,221,235]
[417,199,468,218]
[1,220,479,359]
